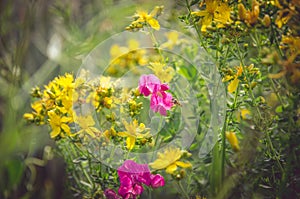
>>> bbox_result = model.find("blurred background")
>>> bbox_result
[0,0,182,198]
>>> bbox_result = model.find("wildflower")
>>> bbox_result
[269,36,300,83]
[149,147,192,174]
[104,189,121,199]
[138,74,162,96]
[281,36,300,63]
[126,6,164,31]
[117,160,165,198]
[150,90,173,116]
[192,0,232,32]
[139,74,174,116]
[117,120,149,150]
[274,0,296,28]
[48,110,73,138]
[74,115,100,138]
[240,108,251,120]
[108,40,147,75]
[226,131,240,152]
[148,62,175,83]
[226,65,243,93]
[23,100,45,124]
[238,0,260,26]
[161,31,180,50]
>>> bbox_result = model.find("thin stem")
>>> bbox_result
[148,29,164,61]
[178,181,190,199]
[234,37,263,120]
[185,0,208,52]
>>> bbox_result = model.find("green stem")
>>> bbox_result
[185,0,208,52]
[178,181,190,199]
[148,29,164,60]
[234,37,263,120]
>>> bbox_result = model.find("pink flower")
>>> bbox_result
[150,91,173,116]
[104,189,121,199]
[150,174,165,188]
[116,160,165,199]
[139,74,174,116]
[139,74,161,96]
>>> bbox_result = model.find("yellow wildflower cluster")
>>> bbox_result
[88,78,114,111]
[24,73,75,138]
[222,64,260,93]
[192,0,232,32]
[108,39,147,76]
[148,62,175,83]
[126,6,164,31]
[24,73,105,139]
[238,0,260,26]
[117,119,150,150]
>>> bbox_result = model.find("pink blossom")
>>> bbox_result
[150,174,165,188]
[150,91,173,116]
[139,74,174,116]
[116,160,165,199]
[138,74,161,96]
[104,189,121,199]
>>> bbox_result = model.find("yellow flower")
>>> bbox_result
[226,65,243,93]
[149,147,192,174]
[48,110,72,138]
[192,0,231,32]
[54,73,74,96]
[117,119,149,150]
[24,100,45,124]
[274,0,296,28]
[74,115,100,138]
[148,62,175,83]
[127,6,164,30]
[238,0,260,26]
[228,77,240,93]
[161,31,179,50]
[226,131,240,152]
[240,108,251,120]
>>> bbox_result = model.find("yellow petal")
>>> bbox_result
[240,109,251,119]
[61,123,70,134]
[268,71,286,79]
[118,132,129,137]
[228,77,239,93]
[226,132,240,152]
[50,127,61,138]
[85,128,96,138]
[126,136,135,150]
[149,159,170,170]
[147,18,160,30]
[166,163,177,174]
[175,161,192,168]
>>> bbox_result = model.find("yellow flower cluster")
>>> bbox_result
[222,64,260,93]
[192,0,232,32]
[108,39,147,76]
[24,73,104,139]
[24,73,75,138]
[126,6,164,31]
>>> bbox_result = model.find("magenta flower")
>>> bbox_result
[104,189,121,199]
[116,160,165,199]
[150,174,165,188]
[139,74,161,96]
[150,91,173,116]
[138,74,174,116]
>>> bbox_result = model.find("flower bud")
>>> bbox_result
[262,14,271,27]
[151,174,165,188]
